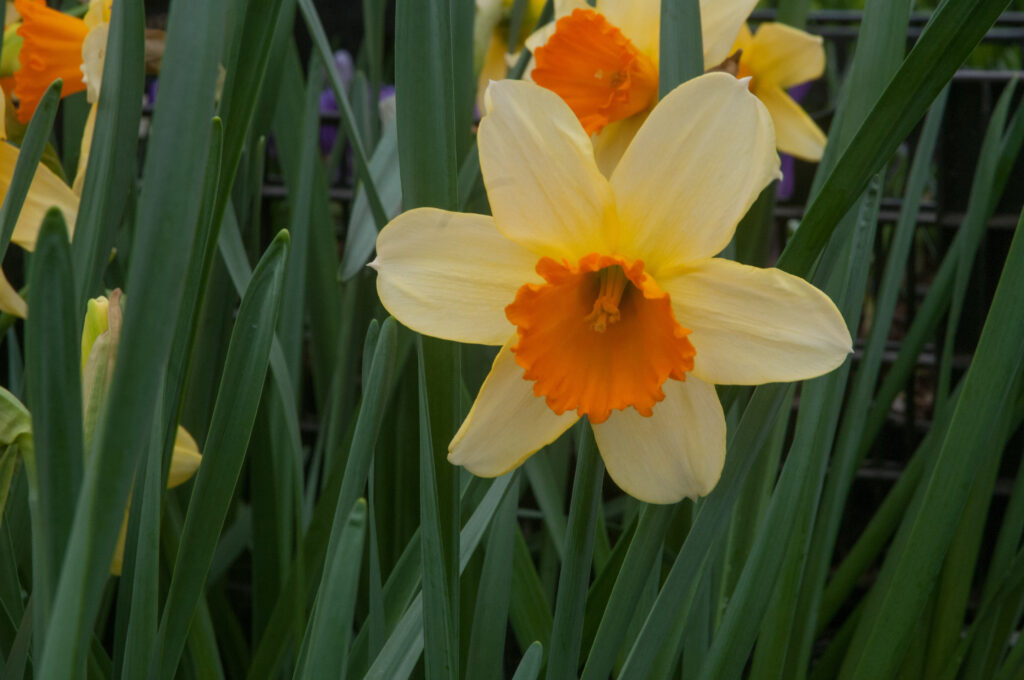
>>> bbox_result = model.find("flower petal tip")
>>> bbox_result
[738,76,753,91]
[367,257,381,271]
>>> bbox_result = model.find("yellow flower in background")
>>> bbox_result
[526,0,829,171]
[371,75,850,503]
[526,0,757,174]
[80,292,202,575]
[474,0,546,108]
[0,85,79,318]
[726,22,827,161]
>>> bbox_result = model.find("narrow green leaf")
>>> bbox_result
[525,453,568,560]
[547,425,604,680]
[465,474,521,679]
[778,0,1011,277]
[618,383,795,680]
[153,231,290,678]
[363,473,516,680]
[785,86,949,679]
[924,396,1023,677]
[341,116,402,280]
[24,210,81,657]
[38,0,227,671]
[419,333,460,680]
[510,526,554,656]
[299,0,387,227]
[581,504,671,680]
[70,0,144,306]
[658,0,702,94]
[512,642,545,680]
[0,80,62,263]
[838,209,1024,679]
[294,500,367,680]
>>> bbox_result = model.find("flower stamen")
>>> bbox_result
[584,265,628,332]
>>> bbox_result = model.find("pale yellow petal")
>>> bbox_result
[592,376,724,503]
[663,258,851,385]
[168,426,201,488]
[4,2,19,26]
[479,79,616,261]
[750,22,824,89]
[592,109,647,178]
[474,0,505,74]
[81,22,108,104]
[373,208,540,345]
[701,0,758,67]
[476,34,509,113]
[758,85,827,162]
[0,143,79,251]
[73,104,98,197]
[610,73,779,274]
[597,0,660,61]
[0,268,25,318]
[449,342,578,476]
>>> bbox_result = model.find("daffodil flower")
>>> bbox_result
[371,75,850,503]
[474,0,546,109]
[0,85,79,318]
[723,22,827,161]
[526,0,828,172]
[11,0,163,125]
[80,292,201,575]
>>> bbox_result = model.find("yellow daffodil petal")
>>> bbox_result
[610,73,779,273]
[169,426,202,488]
[592,375,724,503]
[0,268,26,318]
[663,258,851,385]
[757,85,827,162]
[111,425,201,576]
[596,0,659,61]
[449,343,579,476]
[80,20,108,103]
[479,79,615,261]
[750,22,824,89]
[592,109,647,178]
[0,142,79,250]
[476,33,509,112]
[702,0,759,67]
[373,208,541,345]
[474,0,505,73]
[73,102,97,196]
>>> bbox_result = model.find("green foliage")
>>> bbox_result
[1,1,1022,678]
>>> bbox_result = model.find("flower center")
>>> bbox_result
[583,264,628,332]
[506,254,695,424]
[531,8,658,136]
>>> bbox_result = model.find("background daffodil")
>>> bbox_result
[474,0,546,110]
[525,0,757,174]
[80,292,202,575]
[0,87,79,318]
[526,0,829,172]
[371,74,851,503]
[725,22,828,161]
